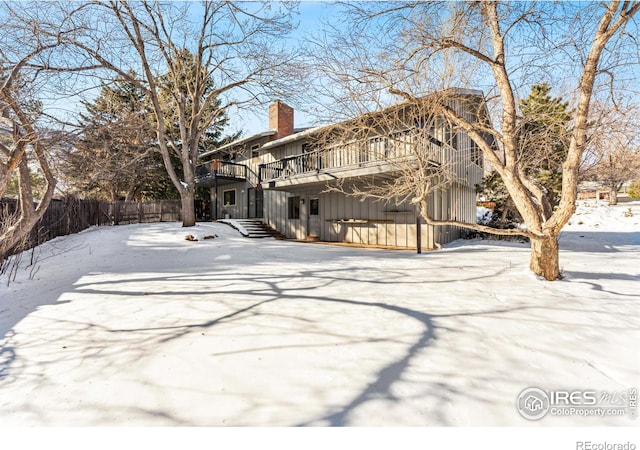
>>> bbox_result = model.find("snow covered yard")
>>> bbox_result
[0,200,638,426]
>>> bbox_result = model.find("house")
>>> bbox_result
[196,90,487,250]
[524,395,544,413]
[577,181,610,200]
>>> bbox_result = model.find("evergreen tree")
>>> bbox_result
[63,75,176,201]
[518,83,572,205]
[479,84,571,226]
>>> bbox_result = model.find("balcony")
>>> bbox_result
[195,160,248,187]
[259,131,445,190]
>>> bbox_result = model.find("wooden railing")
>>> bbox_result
[259,131,445,182]
[195,160,247,182]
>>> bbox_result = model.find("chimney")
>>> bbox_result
[269,100,294,139]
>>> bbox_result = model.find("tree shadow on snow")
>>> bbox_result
[559,231,640,253]
[1,223,637,425]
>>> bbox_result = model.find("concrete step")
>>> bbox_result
[231,219,283,239]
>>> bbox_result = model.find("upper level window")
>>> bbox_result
[470,140,483,167]
[251,144,260,159]
[445,126,458,149]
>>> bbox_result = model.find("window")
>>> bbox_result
[309,198,319,216]
[251,144,260,159]
[288,196,300,219]
[470,140,483,167]
[223,189,236,207]
[445,125,458,149]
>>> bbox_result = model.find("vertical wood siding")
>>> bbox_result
[212,94,486,248]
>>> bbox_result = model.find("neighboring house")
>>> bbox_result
[196,90,487,250]
[0,117,12,147]
[577,181,609,200]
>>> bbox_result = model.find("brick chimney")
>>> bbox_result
[269,100,294,139]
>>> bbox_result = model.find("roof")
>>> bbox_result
[260,125,326,150]
[261,88,487,150]
[199,130,276,159]
[198,88,487,157]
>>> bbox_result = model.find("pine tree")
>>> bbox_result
[518,83,572,206]
[479,84,571,225]
[63,75,176,201]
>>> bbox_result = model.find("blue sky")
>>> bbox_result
[232,1,338,136]
[34,1,339,136]
[34,1,639,141]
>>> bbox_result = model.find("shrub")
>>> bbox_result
[628,179,640,199]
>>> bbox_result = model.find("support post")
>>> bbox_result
[416,206,422,254]
[213,172,218,220]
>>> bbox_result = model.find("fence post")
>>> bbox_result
[113,201,120,225]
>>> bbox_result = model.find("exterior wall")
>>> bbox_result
[450,96,485,189]
[263,179,477,249]
[199,94,486,248]
[319,190,426,248]
[263,189,304,239]
[435,183,478,245]
[261,140,307,165]
[212,181,250,219]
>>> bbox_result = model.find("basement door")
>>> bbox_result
[308,197,320,238]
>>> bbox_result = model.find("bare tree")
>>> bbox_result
[304,1,639,280]
[308,91,485,226]
[583,102,640,204]
[0,3,93,260]
[60,75,174,202]
[65,1,298,226]
[595,146,640,205]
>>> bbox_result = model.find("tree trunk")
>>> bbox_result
[529,234,561,281]
[181,187,196,227]
[608,188,618,205]
[499,207,508,228]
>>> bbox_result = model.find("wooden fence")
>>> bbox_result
[1,198,182,256]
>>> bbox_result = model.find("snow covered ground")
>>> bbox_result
[0,200,638,427]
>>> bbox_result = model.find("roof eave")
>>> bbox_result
[199,130,277,159]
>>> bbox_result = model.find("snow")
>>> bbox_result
[476,206,492,224]
[218,218,249,236]
[0,200,638,427]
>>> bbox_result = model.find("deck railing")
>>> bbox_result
[195,160,248,182]
[259,131,445,182]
